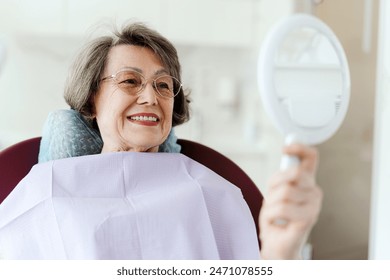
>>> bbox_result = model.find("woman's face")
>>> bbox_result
[94,45,174,153]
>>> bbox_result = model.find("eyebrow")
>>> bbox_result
[120,67,169,76]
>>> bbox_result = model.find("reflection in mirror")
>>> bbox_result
[258,14,350,149]
[274,27,343,131]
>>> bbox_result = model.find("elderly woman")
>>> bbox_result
[64,23,190,154]
[0,23,322,260]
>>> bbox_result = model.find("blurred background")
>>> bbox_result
[0,0,389,259]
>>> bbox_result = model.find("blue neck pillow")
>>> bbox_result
[38,109,181,163]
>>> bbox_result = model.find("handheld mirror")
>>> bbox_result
[257,14,350,169]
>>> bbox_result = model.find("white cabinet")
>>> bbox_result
[64,0,163,35]
[0,0,64,34]
[159,0,255,47]
[64,0,256,47]
[0,0,260,47]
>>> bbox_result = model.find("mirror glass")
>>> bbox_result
[258,14,350,146]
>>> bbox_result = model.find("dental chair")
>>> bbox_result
[0,137,41,202]
[0,137,263,248]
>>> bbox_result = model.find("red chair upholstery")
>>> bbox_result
[0,137,41,203]
[0,137,263,248]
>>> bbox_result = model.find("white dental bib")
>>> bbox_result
[0,152,259,260]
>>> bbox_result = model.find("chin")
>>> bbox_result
[127,140,162,152]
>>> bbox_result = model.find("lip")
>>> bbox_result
[127,113,160,126]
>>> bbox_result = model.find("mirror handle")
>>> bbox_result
[280,134,301,170]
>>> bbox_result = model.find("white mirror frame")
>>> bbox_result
[258,14,351,145]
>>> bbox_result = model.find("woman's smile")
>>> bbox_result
[127,113,160,126]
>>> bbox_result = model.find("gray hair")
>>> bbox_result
[64,22,190,127]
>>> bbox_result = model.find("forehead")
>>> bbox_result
[105,44,165,73]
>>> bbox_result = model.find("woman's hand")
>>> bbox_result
[259,143,323,259]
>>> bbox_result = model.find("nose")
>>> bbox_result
[136,82,158,105]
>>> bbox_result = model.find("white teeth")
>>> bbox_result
[130,116,158,122]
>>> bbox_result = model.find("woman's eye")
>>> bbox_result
[121,79,139,87]
[157,82,170,90]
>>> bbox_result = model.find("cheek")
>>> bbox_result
[162,101,174,127]
[95,96,110,122]
[94,91,125,127]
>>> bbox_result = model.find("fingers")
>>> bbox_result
[263,147,323,230]
[265,181,313,205]
[267,144,318,191]
[261,185,323,230]
[267,167,316,192]
[283,143,319,175]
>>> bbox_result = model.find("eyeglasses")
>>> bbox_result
[100,69,182,98]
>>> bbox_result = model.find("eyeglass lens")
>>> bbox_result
[115,71,180,98]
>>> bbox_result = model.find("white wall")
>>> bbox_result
[306,0,378,259]
[0,35,76,146]
[369,0,390,260]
